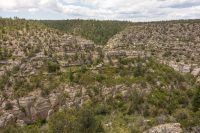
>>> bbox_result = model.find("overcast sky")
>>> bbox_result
[0,0,200,21]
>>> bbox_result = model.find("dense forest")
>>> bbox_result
[41,20,132,45]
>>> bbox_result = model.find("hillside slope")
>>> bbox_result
[105,21,200,80]
[0,18,101,96]
[0,18,200,133]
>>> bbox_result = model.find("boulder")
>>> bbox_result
[0,113,15,128]
[49,93,60,108]
[16,119,26,127]
[47,109,54,120]
[144,123,182,133]
[5,114,15,125]
[34,97,51,120]
[0,114,7,128]
[191,68,200,76]
[18,96,36,116]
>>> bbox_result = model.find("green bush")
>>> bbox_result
[95,74,106,83]
[173,108,192,128]
[49,107,104,133]
[95,103,111,115]
[133,62,145,77]
[4,102,13,110]
[147,89,179,114]
[147,89,167,108]
[67,68,74,83]
[2,125,40,133]
[48,61,60,73]
[78,108,104,133]
[49,110,77,133]
[192,86,200,112]
[127,90,144,114]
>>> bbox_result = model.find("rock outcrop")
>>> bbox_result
[144,123,182,133]
[0,84,136,128]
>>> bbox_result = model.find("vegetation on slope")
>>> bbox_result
[41,20,132,45]
[105,20,200,65]
[0,18,97,97]
[2,57,200,133]
[1,18,200,133]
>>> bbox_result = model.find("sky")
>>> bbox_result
[0,0,200,21]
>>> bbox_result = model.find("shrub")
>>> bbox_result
[49,110,77,133]
[127,90,144,114]
[147,89,167,108]
[0,75,9,90]
[95,74,106,83]
[192,86,200,112]
[2,125,40,133]
[2,125,19,133]
[78,108,104,133]
[147,89,179,114]
[4,102,13,110]
[49,107,104,133]
[95,103,111,115]
[48,61,60,73]
[173,108,190,123]
[67,68,74,83]
[163,51,172,57]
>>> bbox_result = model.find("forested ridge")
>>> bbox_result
[41,20,132,45]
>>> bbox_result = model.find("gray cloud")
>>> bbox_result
[0,0,200,21]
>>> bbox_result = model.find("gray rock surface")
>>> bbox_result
[144,123,182,133]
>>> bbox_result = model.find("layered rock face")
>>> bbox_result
[104,22,200,80]
[0,29,99,77]
[0,84,135,128]
[0,92,58,127]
